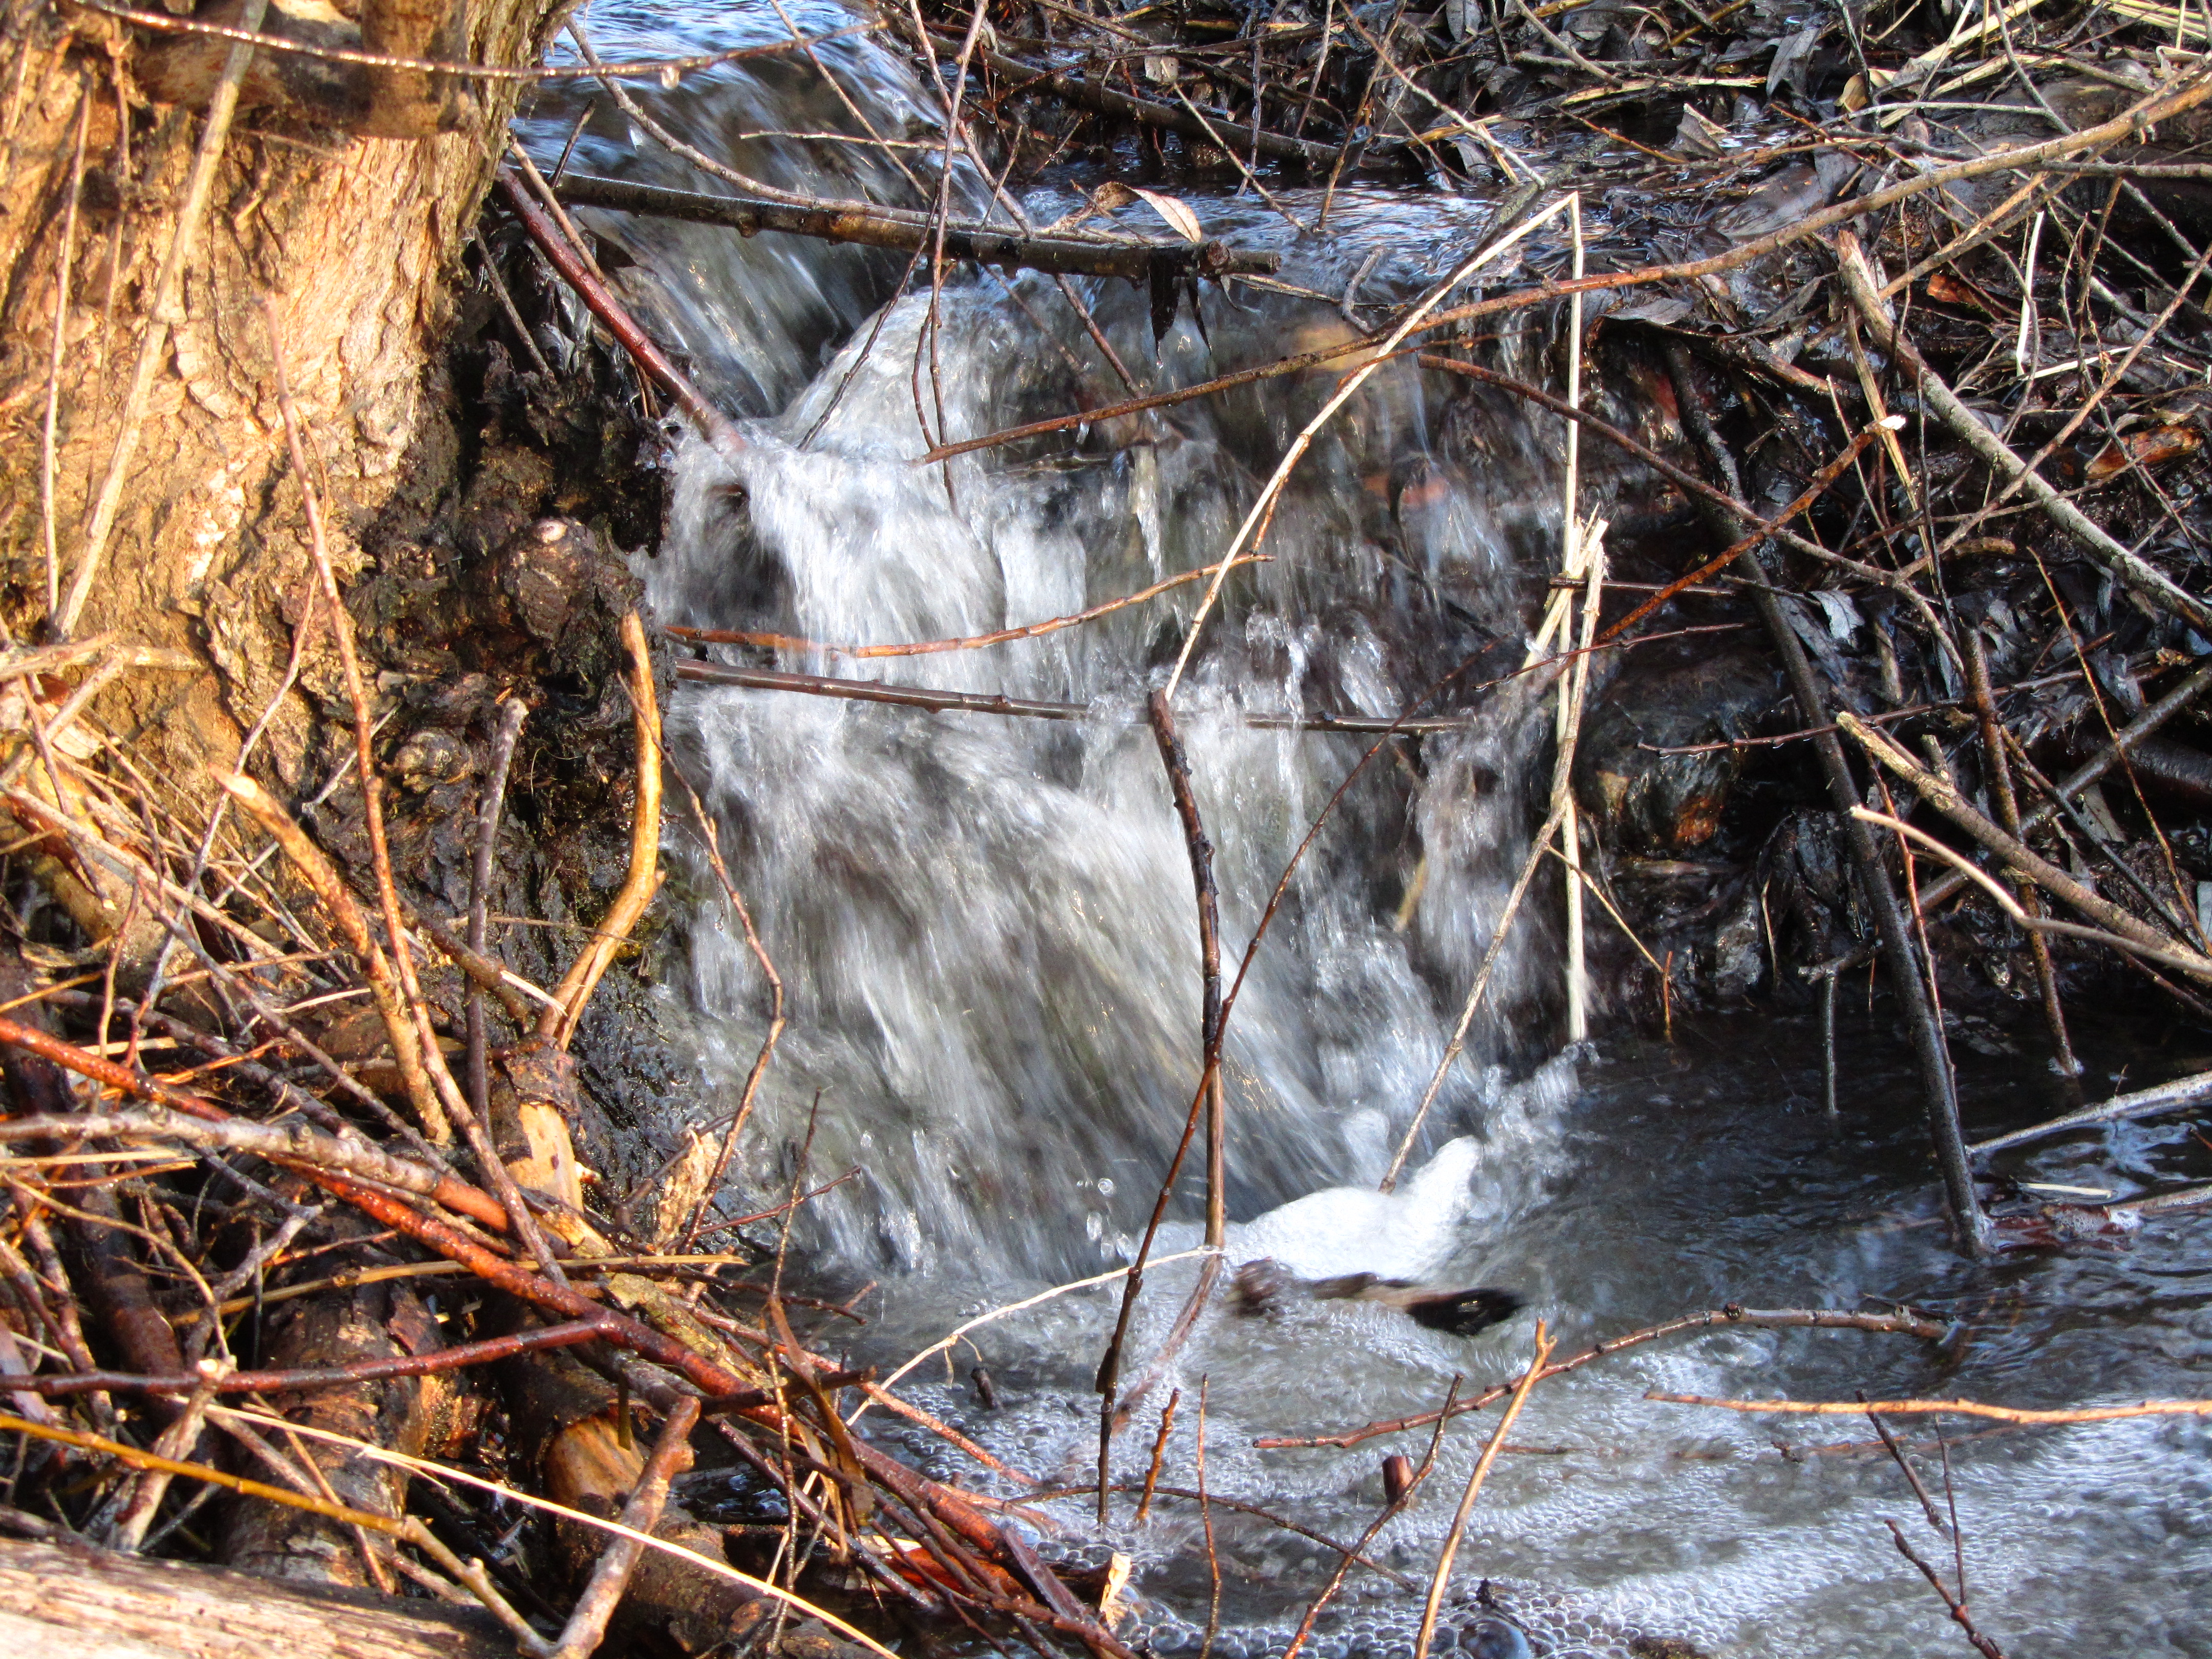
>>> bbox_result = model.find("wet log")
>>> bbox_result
[0,1536,508,1657]
[505,1345,766,1655]
[2059,731,2212,809]
[219,1246,463,1590]
[552,174,1281,282]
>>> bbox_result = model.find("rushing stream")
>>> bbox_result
[521,9,2212,1652]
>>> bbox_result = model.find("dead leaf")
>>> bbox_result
[2087,424,2202,482]
[1925,272,1998,315]
[1671,104,1727,158]
[1129,185,1204,243]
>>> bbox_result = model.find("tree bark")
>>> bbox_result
[0,1537,510,1658]
[0,0,568,789]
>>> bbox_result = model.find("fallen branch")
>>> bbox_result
[221,773,454,1145]
[1254,1307,1947,1449]
[552,173,1279,282]
[0,1025,514,1235]
[664,557,1265,658]
[540,612,664,1048]
[1835,231,2212,633]
[0,1317,620,1399]
[1836,712,2212,985]
[1970,1069,2212,1156]
[1911,661,2212,915]
[548,1394,699,1659]
[1649,1393,2212,1424]
[496,169,746,456]
[1888,1520,2009,1659]
[1413,1323,1553,1659]
[674,661,1471,732]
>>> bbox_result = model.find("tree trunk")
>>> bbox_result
[0,0,567,788]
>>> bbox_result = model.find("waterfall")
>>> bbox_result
[513,12,2212,1655]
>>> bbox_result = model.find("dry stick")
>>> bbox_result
[1887,1520,2008,1659]
[60,0,269,637]
[405,901,540,1029]
[1847,807,2212,990]
[548,1394,700,1659]
[864,1247,1215,1403]
[1093,690,1247,1477]
[673,770,785,1250]
[1834,231,2212,632]
[674,661,1471,732]
[220,774,452,1146]
[1094,699,1228,1524]
[858,1381,1037,1487]
[1135,1389,1180,1524]
[551,172,1277,282]
[664,557,1267,657]
[1862,1393,1950,1537]
[39,86,90,620]
[1254,1306,1946,1451]
[104,1359,227,1552]
[1556,199,1591,1043]
[1650,1393,2212,1424]
[1149,691,1227,1254]
[923,62,2212,468]
[1962,632,2076,1075]
[1837,714,2212,985]
[309,1165,1127,1654]
[466,697,529,1118]
[494,171,746,456]
[1659,350,1985,1257]
[541,613,663,1049]
[1412,1323,1555,1659]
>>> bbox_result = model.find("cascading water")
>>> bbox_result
[521,11,2212,1654]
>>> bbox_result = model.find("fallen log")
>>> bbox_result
[0,1536,510,1658]
[552,173,1280,282]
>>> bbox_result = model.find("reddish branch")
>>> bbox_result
[1254,1307,1948,1449]
[496,169,747,455]
[0,1017,516,1235]
[1,1318,622,1398]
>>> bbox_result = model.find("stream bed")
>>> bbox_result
[520,6,2212,1650]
